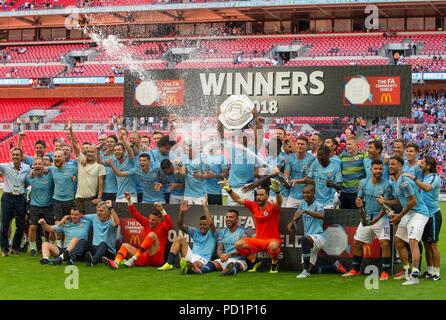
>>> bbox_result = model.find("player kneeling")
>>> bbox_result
[288,183,327,279]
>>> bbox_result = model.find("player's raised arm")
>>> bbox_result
[119,129,134,161]
[65,120,81,158]
[201,199,215,233]
[219,178,245,206]
[270,178,283,208]
[106,200,120,227]
[178,200,190,233]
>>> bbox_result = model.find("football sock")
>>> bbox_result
[134,235,154,259]
[30,241,37,250]
[268,247,280,261]
[114,246,128,264]
[237,247,252,257]
[301,236,311,271]
[352,255,363,272]
[166,252,176,265]
[382,257,391,273]
[200,262,216,274]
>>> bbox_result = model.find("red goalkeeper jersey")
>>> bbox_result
[243,200,280,239]
[128,205,173,256]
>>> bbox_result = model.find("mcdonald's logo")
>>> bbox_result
[380,93,392,103]
[130,235,141,246]
[363,244,371,257]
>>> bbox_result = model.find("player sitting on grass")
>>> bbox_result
[83,200,120,267]
[220,177,282,273]
[157,200,217,275]
[103,192,173,269]
[38,208,91,265]
[200,209,248,276]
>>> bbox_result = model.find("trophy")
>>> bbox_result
[218,95,255,130]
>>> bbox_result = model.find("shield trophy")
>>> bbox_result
[218,95,255,130]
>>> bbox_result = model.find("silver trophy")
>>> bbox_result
[218,95,254,130]
[275,172,293,189]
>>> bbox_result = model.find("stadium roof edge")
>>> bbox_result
[0,0,443,18]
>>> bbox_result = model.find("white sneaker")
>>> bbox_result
[402,276,419,286]
[296,270,310,279]
[124,257,136,268]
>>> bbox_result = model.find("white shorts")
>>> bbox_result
[185,246,208,265]
[354,219,391,243]
[183,196,207,205]
[281,197,288,208]
[285,196,302,209]
[301,234,326,266]
[395,211,429,243]
[214,258,247,271]
[169,194,184,204]
[323,203,335,209]
[115,196,137,203]
[226,188,254,206]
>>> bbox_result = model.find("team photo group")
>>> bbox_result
[0,116,442,287]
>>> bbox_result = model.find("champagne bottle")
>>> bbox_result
[358,207,369,226]
[382,203,395,218]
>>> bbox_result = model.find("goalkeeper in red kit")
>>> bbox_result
[102,192,173,269]
[220,177,282,273]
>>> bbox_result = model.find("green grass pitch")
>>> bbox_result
[0,190,445,300]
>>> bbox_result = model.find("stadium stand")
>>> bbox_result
[1,45,89,63]
[51,98,124,123]
[0,98,62,122]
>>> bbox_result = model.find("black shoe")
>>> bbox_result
[432,274,441,281]
[422,271,433,279]
[2,249,8,257]
[54,256,63,265]
[85,252,94,267]
[21,242,29,253]
[10,248,19,255]
[63,251,75,265]
[40,258,50,265]
[30,249,37,257]
[220,262,237,276]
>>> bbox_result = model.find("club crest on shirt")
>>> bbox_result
[263,211,269,217]
[327,172,333,178]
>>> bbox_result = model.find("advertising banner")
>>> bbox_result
[124,65,412,118]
